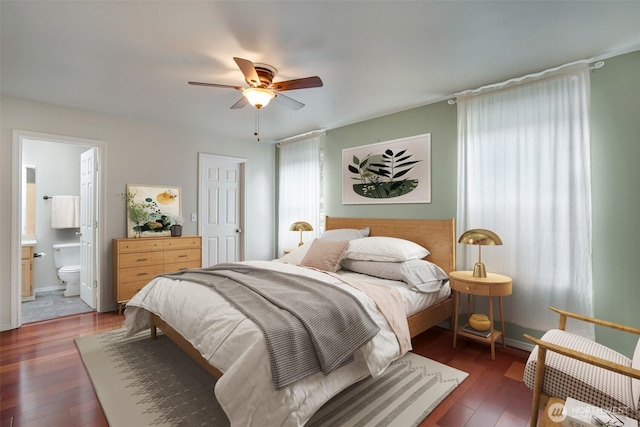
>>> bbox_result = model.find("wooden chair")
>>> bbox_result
[523,306,640,427]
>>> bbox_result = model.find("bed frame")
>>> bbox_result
[150,216,456,379]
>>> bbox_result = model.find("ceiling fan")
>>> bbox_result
[188,57,323,110]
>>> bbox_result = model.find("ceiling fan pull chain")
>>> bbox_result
[254,109,260,141]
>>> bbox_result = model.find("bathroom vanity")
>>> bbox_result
[21,244,35,301]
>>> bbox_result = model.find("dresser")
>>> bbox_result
[113,236,202,313]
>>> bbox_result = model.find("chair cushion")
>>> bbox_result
[523,329,639,421]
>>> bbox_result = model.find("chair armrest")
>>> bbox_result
[548,306,640,335]
[524,333,640,380]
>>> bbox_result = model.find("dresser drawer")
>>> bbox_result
[116,239,163,253]
[164,237,201,250]
[118,280,151,301]
[118,251,164,268]
[164,248,201,264]
[164,260,202,273]
[118,264,166,283]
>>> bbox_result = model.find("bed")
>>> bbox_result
[124,216,455,426]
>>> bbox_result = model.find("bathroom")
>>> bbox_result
[21,138,94,323]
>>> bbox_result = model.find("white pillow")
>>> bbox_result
[274,241,312,265]
[341,259,404,280]
[400,259,449,293]
[320,227,370,241]
[341,259,448,293]
[344,237,429,262]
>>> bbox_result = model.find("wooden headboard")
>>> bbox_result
[325,217,456,274]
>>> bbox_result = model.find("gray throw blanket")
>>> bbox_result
[161,263,380,389]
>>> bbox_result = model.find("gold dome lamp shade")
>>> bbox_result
[458,229,503,278]
[289,221,313,246]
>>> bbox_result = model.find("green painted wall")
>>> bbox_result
[590,51,640,357]
[324,101,458,220]
[322,50,640,356]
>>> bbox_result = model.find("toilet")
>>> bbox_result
[53,243,81,297]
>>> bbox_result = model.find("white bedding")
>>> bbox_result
[335,270,451,317]
[125,261,409,426]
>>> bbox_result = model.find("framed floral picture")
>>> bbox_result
[124,184,181,238]
[342,133,431,204]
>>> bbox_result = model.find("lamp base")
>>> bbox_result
[472,262,487,278]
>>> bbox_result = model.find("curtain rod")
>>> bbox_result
[276,129,326,146]
[446,60,605,105]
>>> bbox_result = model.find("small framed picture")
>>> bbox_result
[124,184,181,238]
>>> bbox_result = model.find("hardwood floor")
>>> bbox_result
[412,328,534,427]
[0,312,534,426]
[1,312,124,427]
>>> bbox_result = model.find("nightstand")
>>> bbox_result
[449,270,512,360]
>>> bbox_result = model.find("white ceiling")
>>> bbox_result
[2,1,639,143]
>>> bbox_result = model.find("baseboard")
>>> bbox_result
[100,302,117,313]
[505,337,535,352]
[35,285,66,293]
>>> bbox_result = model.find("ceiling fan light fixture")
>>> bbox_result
[243,87,275,109]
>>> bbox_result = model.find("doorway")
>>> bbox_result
[198,153,246,266]
[11,130,104,328]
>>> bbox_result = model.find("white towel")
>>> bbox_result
[51,195,80,229]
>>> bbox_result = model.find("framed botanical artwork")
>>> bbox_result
[124,184,181,238]
[342,133,431,204]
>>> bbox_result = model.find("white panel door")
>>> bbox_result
[80,148,97,308]
[199,154,244,267]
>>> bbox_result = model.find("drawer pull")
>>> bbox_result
[137,258,148,262]
[136,272,148,276]
[178,268,187,271]
[466,286,471,291]
[178,255,188,258]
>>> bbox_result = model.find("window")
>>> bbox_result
[456,64,594,337]
[277,134,322,254]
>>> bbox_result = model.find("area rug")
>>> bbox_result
[76,328,468,427]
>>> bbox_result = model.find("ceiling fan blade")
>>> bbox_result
[230,97,249,109]
[233,57,261,87]
[273,93,304,110]
[271,76,323,91]
[188,81,244,90]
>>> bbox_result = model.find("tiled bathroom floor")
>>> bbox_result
[21,290,93,324]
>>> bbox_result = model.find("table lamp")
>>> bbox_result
[289,221,313,246]
[458,229,503,277]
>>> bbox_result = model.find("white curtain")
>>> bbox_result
[277,135,321,255]
[456,64,594,338]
